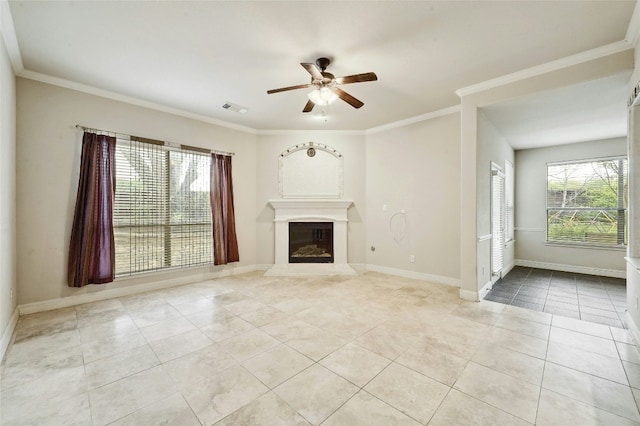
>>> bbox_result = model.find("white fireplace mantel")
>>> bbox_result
[264,199,357,276]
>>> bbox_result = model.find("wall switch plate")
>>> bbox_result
[382,204,388,212]
[409,255,415,263]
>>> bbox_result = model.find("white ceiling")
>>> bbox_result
[482,72,632,150]
[6,1,637,134]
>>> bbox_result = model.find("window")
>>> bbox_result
[547,157,627,247]
[113,137,212,276]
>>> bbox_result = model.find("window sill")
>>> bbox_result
[544,242,627,252]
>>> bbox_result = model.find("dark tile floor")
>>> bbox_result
[485,266,627,329]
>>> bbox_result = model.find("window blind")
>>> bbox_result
[113,137,212,276]
[491,169,505,275]
[547,157,627,246]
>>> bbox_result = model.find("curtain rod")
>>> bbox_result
[75,124,235,156]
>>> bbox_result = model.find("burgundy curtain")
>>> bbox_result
[68,132,116,287]
[210,153,239,265]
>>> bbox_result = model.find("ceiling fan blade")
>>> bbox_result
[335,72,378,85]
[302,100,315,113]
[301,63,324,81]
[332,87,364,109]
[267,83,313,94]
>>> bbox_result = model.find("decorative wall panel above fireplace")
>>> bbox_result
[279,142,343,198]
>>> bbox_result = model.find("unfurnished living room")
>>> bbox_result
[2,1,640,425]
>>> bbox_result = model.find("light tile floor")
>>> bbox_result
[1,271,639,425]
[486,267,628,329]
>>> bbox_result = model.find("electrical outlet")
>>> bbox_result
[409,255,415,263]
[382,204,388,212]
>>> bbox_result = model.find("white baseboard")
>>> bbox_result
[515,259,626,279]
[459,280,492,302]
[626,311,640,348]
[230,265,259,275]
[349,263,367,272]
[254,264,273,271]
[1,307,19,362]
[459,288,478,301]
[365,264,460,287]
[479,280,492,300]
[18,264,257,315]
[15,262,459,317]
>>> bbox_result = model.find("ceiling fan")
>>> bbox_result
[267,57,377,113]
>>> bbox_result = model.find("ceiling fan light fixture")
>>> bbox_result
[308,87,337,106]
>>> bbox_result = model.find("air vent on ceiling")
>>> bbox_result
[222,102,248,114]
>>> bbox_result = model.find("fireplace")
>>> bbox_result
[265,199,356,276]
[289,222,333,263]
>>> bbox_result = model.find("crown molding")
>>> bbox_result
[21,66,449,137]
[257,129,365,136]
[0,0,24,73]
[455,40,633,98]
[626,0,640,47]
[365,105,461,135]
[19,69,258,135]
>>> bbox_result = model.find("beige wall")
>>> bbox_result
[16,79,257,305]
[627,35,640,337]
[0,35,17,347]
[515,138,627,275]
[476,110,515,287]
[255,133,366,266]
[365,113,461,283]
[460,49,634,298]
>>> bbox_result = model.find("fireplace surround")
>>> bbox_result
[265,199,356,276]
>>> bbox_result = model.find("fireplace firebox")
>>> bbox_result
[288,222,334,263]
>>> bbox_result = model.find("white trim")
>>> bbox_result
[257,129,365,136]
[626,256,640,271]
[18,70,257,135]
[625,0,640,47]
[18,265,257,315]
[279,142,343,159]
[515,227,545,232]
[515,259,625,279]
[11,262,461,323]
[455,41,633,98]
[459,281,492,302]
[254,264,273,271]
[459,288,479,301]
[349,263,367,272]
[479,280,493,300]
[0,0,23,73]
[546,154,626,168]
[502,261,515,277]
[477,234,492,243]
[365,105,461,135]
[365,264,460,287]
[1,307,19,362]
[625,311,640,348]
